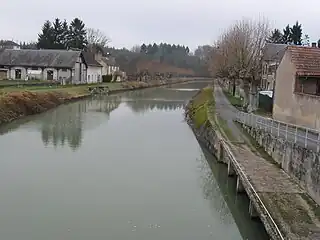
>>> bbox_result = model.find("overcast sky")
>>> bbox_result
[1,0,319,51]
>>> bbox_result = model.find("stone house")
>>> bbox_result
[83,52,103,83]
[273,45,320,129]
[261,43,287,91]
[0,49,87,84]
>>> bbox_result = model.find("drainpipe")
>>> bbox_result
[271,60,278,115]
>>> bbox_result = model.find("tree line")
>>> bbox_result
[267,21,308,45]
[209,19,270,112]
[14,19,209,76]
[17,18,108,52]
[209,19,314,112]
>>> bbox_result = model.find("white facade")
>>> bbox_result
[87,65,102,83]
[4,56,87,85]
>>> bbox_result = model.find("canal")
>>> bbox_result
[0,81,269,240]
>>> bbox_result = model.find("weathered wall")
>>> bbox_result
[242,125,320,205]
[185,116,283,240]
[273,51,320,129]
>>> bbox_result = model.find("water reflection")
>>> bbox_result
[40,96,121,150]
[36,83,209,150]
[197,144,269,240]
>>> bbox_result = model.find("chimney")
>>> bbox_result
[311,42,317,48]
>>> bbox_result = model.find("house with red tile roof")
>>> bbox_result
[273,45,320,129]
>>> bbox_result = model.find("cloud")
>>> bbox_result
[0,0,318,50]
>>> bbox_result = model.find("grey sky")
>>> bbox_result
[1,0,319,50]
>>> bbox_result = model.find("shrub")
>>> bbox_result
[102,75,112,82]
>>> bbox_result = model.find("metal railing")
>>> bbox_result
[223,141,285,239]
[235,111,320,152]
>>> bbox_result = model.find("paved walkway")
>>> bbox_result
[213,81,320,239]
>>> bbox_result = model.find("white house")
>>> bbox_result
[261,43,287,91]
[83,52,103,83]
[94,52,120,76]
[0,49,87,84]
[0,40,20,50]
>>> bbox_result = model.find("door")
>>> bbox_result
[15,69,21,79]
[47,70,54,80]
[0,70,7,80]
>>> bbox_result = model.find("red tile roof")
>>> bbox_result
[288,45,320,76]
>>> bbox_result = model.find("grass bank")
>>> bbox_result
[185,87,214,128]
[186,86,237,141]
[0,78,190,125]
[222,89,243,109]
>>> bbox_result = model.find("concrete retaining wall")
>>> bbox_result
[242,124,320,206]
[186,117,283,239]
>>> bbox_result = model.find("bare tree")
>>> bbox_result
[86,28,110,53]
[209,18,270,112]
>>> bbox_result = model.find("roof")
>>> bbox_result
[262,43,287,61]
[101,57,116,66]
[288,46,320,76]
[0,49,85,68]
[0,40,19,47]
[82,52,102,67]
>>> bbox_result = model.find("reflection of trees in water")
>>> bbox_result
[125,100,185,114]
[40,97,121,151]
[196,151,235,226]
[123,87,197,102]
[91,95,121,119]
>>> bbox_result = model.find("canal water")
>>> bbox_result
[0,81,269,240]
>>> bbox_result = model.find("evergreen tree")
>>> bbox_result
[53,18,66,49]
[267,28,284,43]
[282,25,291,44]
[146,44,153,54]
[61,20,70,48]
[318,39,320,48]
[68,18,87,49]
[290,21,302,45]
[140,43,147,53]
[37,20,55,49]
[151,43,158,55]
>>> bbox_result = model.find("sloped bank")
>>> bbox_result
[0,78,191,125]
[185,87,320,240]
[184,87,281,239]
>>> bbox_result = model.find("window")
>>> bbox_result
[31,67,38,70]
[61,69,67,72]
[97,75,100,81]
[295,76,320,96]
[88,75,90,81]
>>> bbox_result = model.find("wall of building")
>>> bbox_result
[72,57,87,84]
[261,61,277,91]
[7,67,72,84]
[242,125,320,206]
[273,52,320,129]
[87,66,102,83]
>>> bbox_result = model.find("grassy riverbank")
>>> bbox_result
[0,78,190,125]
[186,87,213,127]
[186,86,237,141]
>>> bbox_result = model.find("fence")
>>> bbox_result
[235,111,320,152]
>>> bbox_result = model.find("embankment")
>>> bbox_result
[239,123,320,206]
[0,78,192,125]
[185,87,320,240]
